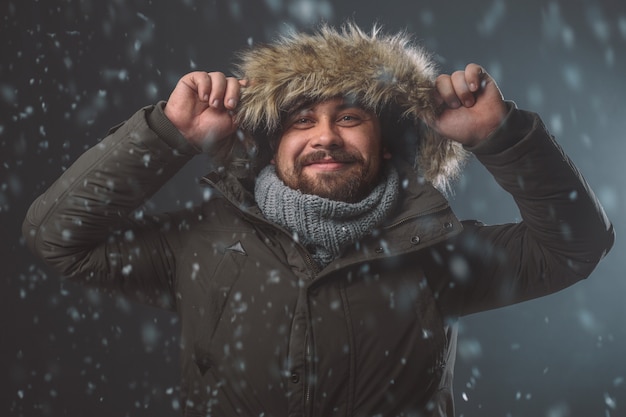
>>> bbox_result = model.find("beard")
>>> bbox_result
[276,150,381,203]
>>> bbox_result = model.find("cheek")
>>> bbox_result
[272,147,294,176]
[274,137,304,166]
[362,138,385,162]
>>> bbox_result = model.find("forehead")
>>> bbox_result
[288,97,374,116]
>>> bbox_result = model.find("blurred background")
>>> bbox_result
[2,0,624,416]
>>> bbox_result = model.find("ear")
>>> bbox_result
[383,147,392,160]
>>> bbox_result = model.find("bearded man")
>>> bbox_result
[23,23,613,417]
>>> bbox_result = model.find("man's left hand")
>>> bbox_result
[432,63,507,147]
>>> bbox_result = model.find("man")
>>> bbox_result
[23,23,613,416]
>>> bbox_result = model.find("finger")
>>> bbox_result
[224,77,241,110]
[185,71,212,102]
[434,74,461,109]
[465,63,485,92]
[450,70,475,108]
[207,72,228,108]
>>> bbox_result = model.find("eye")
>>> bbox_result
[337,114,363,126]
[293,117,314,127]
[285,116,314,130]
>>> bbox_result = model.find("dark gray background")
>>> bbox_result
[2,0,625,416]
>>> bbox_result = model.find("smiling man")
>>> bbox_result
[271,98,389,203]
[23,23,613,417]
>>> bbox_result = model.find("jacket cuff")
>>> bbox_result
[465,101,539,156]
[145,101,202,155]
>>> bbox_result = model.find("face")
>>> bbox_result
[273,98,390,203]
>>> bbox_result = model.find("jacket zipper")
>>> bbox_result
[304,331,313,415]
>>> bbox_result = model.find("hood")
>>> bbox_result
[224,22,466,192]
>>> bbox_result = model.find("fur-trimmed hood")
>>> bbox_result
[227,22,466,192]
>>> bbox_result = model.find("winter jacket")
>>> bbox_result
[22,100,613,417]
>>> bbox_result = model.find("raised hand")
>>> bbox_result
[164,71,246,150]
[432,63,507,147]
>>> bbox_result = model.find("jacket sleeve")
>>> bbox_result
[428,103,615,317]
[22,102,200,309]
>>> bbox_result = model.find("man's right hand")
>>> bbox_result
[164,71,246,150]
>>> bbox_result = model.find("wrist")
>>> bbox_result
[147,102,202,155]
[465,102,535,155]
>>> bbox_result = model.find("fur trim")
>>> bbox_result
[230,22,467,192]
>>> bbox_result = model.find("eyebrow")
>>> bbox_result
[293,102,369,116]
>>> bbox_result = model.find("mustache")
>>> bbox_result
[296,150,363,167]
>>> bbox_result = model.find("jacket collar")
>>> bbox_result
[201,160,463,275]
[319,159,463,276]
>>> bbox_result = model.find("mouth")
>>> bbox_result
[303,158,354,171]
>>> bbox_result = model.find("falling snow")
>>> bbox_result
[3,1,625,417]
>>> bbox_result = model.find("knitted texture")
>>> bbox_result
[254,164,400,268]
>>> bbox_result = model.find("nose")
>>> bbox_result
[311,119,343,149]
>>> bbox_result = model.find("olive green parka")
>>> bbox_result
[23,98,613,416]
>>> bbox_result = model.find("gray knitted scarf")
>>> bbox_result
[254,164,400,268]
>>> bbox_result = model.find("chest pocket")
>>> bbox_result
[180,241,249,375]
